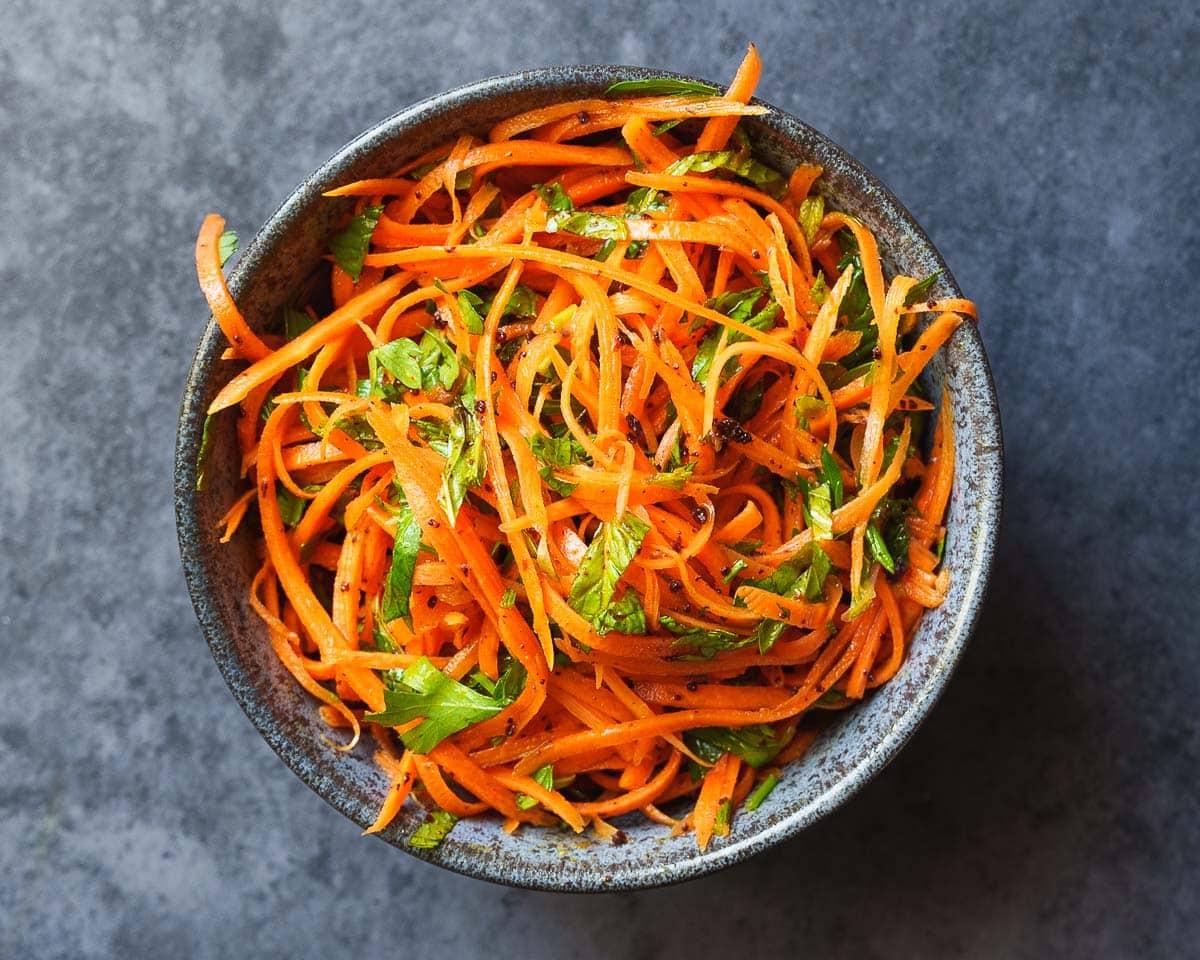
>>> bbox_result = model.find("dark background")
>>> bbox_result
[2,0,1197,956]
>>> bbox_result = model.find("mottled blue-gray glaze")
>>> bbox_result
[175,66,1002,891]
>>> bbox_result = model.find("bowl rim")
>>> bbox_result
[175,64,1003,891]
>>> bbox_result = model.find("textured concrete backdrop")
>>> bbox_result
[1,0,1197,957]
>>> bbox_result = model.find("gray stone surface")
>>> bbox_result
[0,0,1196,956]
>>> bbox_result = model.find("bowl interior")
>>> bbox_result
[175,66,1002,891]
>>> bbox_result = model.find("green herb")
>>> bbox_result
[535,182,632,240]
[683,725,790,768]
[566,514,650,632]
[438,404,486,522]
[364,656,517,752]
[648,461,696,488]
[516,764,555,810]
[283,306,317,341]
[809,273,829,305]
[715,798,732,831]
[818,446,844,509]
[663,150,787,199]
[845,567,877,621]
[534,182,574,212]
[605,78,720,98]
[691,292,779,386]
[806,482,833,541]
[934,532,946,563]
[726,376,766,423]
[408,809,459,849]
[870,498,912,575]
[797,196,824,245]
[593,588,648,636]
[529,432,590,496]
[730,539,763,555]
[417,329,462,391]
[500,587,517,609]
[371,337,423,390]
[549,211,630,240]
[703,287,764,320]
[625,186,669,217]
[330,204,383,283]
[276,484,306,528]
[659,614,750,659]
[652,118,684,136]
[903,269,944,306]
[745,772,779,811]
[797,544,832,602]
[879,433,903,475]
[723,559,748,583]
[467,659,526,703]
[794,394,827,429]
[741,546,829,651]
[457,289,486,334]
[381,505,422,623]
[196,413,216,491]
[865,521,894,573]
[218,230,238,267]
[369,329,461,397]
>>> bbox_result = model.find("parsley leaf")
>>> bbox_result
[549,211,630,240]
[625,187,669,217]
[409,809,459,849]
[659,614,750,659]
[605,77,720,97]
[648,461,696,488]
[457,289,486,334]
[438,404,486,522]
[740,546,830,651]
[684,725,790,768]
[818,446,844,509]
[664,150,787,198]
[371,337,423,390]
[516,764,555,810]
[691,291,779,386]
[593,588,648,636]
[806,482,833,541]
[529,432,590,496]
[330,204,383,283]
[534,182,573,212]
[283,306,317,341]
[536,182,631,241]
[364,657,515,753]
[903,269,944,306]
[869,498,912,575]
[381,504,422,624]
[797,196,824,245]
[218,230,238,267]
[369,330,461,397]
[276,484,306,528]
[567,514,649,631]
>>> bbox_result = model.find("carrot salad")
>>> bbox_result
[195,45,974,852]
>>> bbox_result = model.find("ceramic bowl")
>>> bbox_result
[175,66,1003,891]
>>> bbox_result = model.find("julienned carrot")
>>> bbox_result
[195,214,271,361]
[196,44,973,853]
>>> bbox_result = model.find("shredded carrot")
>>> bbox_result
[194,45,973,853]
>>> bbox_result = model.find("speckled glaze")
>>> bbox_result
[175,66,1003,891]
